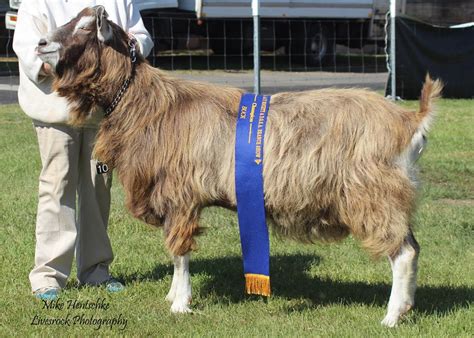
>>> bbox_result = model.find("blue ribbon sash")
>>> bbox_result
[235,93,271,296]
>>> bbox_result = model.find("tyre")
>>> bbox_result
[305,24,334,66]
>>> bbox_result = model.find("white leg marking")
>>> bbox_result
[170,254,193,314]
[381,240,419,327]
[165,262,178,303]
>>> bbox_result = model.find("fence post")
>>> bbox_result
[252,0,261,94]
[390,0,396,100]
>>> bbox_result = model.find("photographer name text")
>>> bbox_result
[31,298,128,331]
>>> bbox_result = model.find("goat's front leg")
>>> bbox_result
[165,261,179,303]
[381,231,420,327]
[164,209,200,313]
[168,254,192,313]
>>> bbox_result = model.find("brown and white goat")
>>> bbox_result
[36,6,442,326]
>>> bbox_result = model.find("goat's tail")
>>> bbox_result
[416,74,443,127]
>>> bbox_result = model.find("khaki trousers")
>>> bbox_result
[29,122,113,291]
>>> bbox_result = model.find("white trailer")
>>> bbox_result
[179,0,376,19]
[5,0,406,64]
[4,0,180,29]
[171,0,404,64]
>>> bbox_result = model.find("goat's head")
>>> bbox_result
[36,6,136,124]
[36,6,126,74]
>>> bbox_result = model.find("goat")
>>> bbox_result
[35,6,442,326]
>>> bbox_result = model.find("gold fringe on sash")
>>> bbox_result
[245,274,271,296]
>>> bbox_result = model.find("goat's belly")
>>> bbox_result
[267,206,350,243]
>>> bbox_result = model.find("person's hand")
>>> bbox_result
[41,63,53,76]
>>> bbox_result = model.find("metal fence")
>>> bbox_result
[2,1,473,85]
[142,15,388,73]
[0,12,16,76]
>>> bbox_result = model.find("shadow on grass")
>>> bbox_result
[117,254,472,316]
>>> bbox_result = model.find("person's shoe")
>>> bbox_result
[33,287,60,301]
[104,278,124,293]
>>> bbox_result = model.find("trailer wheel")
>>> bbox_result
[306,24,334,66]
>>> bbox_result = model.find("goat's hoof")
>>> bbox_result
[382,302,413,327]
[170,302,193,314]
[165,292,176,303]
[381,314,399,327]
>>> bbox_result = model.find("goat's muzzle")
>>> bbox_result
[35,38,61,70]
[36,39,54,55]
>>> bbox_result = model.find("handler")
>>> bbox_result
[13,0,153,300]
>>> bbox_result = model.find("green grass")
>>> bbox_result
[0,100,472,336]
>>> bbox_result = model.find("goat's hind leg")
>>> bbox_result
[382,230,420,327]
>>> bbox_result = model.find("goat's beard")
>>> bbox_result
[52,74,97,126]
[52,59,102,126]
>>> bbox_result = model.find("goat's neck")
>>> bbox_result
[95,47,136,110]
[94,61,174,167]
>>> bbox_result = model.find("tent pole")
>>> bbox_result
[252,0,261,94]
[390,0,397,100]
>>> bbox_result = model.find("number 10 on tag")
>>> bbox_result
[96,162,109,175]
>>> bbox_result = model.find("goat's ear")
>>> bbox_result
[95,5,113,43]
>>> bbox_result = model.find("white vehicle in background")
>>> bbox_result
[4,0,179,29]
[170,0,402,64]
[4,0,20,30]
[4,0,408,64]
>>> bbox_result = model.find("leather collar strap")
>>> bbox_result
[104,38,137,117]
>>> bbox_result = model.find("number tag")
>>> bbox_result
[96,162,109,175]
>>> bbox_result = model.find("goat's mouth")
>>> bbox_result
[35,44,60,71]
[36,40,61,55]
[35,50,55,57]
[35,47,59,56]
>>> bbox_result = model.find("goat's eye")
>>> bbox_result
[80,27,92,32]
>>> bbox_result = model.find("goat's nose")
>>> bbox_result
[38,38,48,47]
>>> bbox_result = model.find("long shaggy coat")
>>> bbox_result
[49,7,441,260]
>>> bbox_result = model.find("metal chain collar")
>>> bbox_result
[104,39,137,117]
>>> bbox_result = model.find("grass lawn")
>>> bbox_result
[0,99,472,336]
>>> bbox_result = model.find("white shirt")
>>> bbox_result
[13,0,154,124]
